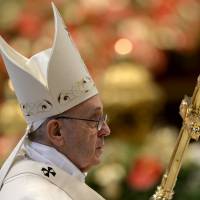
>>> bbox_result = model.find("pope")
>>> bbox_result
[0,3,110,200]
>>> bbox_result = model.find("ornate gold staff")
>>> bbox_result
[150,75,200,200]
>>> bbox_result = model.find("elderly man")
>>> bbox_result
[0,3,110,200]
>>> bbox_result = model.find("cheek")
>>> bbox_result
[84,131,99,154]
[87,134,97,149]
[66,125,98,158]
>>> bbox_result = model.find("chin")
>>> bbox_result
[93,153,103,165]
[89,156,102,169]
[81,156,101,172]
[94,157,101,165]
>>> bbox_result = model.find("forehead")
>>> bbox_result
[67,95,103,115]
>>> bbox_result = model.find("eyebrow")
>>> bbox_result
[88,107,102,118]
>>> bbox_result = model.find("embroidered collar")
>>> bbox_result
[23,139,86,182]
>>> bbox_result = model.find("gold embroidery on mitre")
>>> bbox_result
[20,76,95,116]
[58,76,95,105]
[20,100,53,117]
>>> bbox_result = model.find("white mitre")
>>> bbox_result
[0,3,98,189]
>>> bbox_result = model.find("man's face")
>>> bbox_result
[59,95,110,172]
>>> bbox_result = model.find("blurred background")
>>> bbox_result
[0,0,200,199]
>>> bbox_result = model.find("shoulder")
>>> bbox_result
[0,160,72,200]
[0,173,72,200]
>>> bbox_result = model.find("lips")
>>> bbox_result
[96,145,104,149]
[96,146,104,154]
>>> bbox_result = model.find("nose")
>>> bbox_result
[98,122,111,137]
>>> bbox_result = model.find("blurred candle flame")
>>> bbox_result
[114,38,133,55]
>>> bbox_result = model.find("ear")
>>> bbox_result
[46,119,65,147]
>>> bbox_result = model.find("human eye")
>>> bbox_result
[85,120,97,129]
[90,112,102,121]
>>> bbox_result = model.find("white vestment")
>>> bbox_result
[0,139,105,200]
